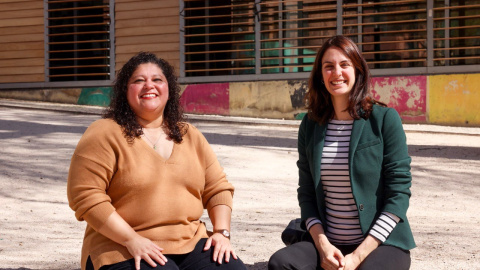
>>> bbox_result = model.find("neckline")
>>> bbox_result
[142,131,162,150]
[329,119,354,124]
[139,137,175,162]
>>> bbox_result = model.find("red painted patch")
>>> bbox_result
[371,76,427,123]
[180,83,229,115]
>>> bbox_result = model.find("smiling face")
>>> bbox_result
[127,62,169,124]
[321,46,356,103]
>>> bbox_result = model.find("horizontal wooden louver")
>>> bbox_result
[259,0,336,73]
[181,0,480,80]
[433,1,480,66]
[47,0,111,81]
[183,0,256,76]
[183,0,338,76]
[343,0,427,69]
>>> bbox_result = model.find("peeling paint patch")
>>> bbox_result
[228,81,304,119]
[0,88,83,104]
[288,80,307,109]
[230,80,291,113]
[371,76,426,122]
[446,80,459,92]
[180,83,229,115]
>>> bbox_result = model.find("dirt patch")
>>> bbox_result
[0,107,479,269]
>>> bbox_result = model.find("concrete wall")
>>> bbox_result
[179,80,307,120]
[179,75,430,122]
[428,74,480,126]
[1,74,479,126]
[0,88,82,104]
[0,87,110,107]
[180,74,479,126]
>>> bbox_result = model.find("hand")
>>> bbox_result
[340,253,361,270]
[315,236,345,270]
[124,234,168,270]
[339,235,380,270]
[204,233,238,264]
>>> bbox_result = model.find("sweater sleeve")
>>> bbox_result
[192,127,234,211]
[67,120,118,231]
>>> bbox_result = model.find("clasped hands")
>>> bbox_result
[316,237,362,270]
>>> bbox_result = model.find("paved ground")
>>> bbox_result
[0,100,479,269]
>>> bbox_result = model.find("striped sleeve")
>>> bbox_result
[306,217,322,231]
[369,212,400,242]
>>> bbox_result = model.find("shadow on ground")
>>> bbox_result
[0,269,80,270]
[0,119,88,140]
[246,261,268,269]
[0,266,269,270]
[409,145,480,160]
[203,132,297,149]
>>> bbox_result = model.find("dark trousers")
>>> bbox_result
[87,238,246,270]
[268,237,411,270]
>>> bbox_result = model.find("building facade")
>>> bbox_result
[0,0,479,125]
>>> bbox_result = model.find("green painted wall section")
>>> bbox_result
[77,87,112,106]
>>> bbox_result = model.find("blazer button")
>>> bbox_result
[359,204,364,211]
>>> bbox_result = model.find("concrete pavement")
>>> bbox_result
[1,98,479,135]
[1,100,479,269]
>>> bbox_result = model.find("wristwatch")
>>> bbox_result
[214,229,230,239]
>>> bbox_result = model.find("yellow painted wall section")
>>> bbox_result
[429,74,480,126]
[229,81,301,119]
[0,88,82,104]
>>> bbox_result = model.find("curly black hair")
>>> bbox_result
[103,52,186,143]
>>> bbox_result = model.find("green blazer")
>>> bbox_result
[297,105,416,250]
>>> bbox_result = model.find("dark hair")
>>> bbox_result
[305,35,385,124]
[103,52,186,143]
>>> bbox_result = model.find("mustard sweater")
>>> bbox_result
[67,119,234,270]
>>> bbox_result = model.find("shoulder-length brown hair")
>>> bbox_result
[305,35,384,125]
[103,52,186,143]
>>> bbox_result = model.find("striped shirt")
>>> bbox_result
[306,119,399,244]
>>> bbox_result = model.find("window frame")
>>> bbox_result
[179,0,480,84]
[44,0,116,87]
[0,0,115,90]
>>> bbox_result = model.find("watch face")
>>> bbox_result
[217,229,230,238]
[215,229,230,238]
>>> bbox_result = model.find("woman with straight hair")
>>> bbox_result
[269,36,415,270]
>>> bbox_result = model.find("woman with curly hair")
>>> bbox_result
[269,36,415,269]
[68,52,246,270]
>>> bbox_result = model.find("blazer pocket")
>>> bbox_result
[356,138,381,151]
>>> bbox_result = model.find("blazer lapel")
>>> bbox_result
[349,118,366,168]
[313,123,327,189]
